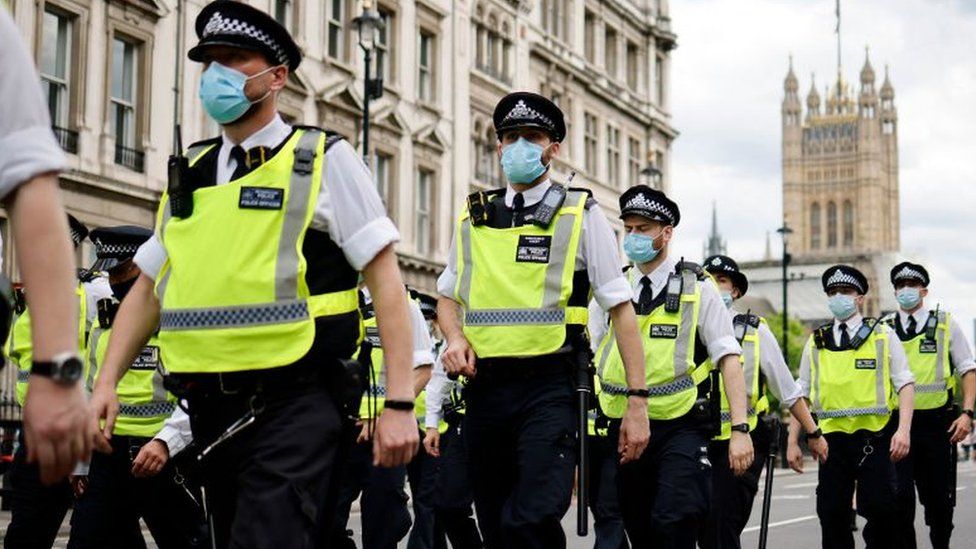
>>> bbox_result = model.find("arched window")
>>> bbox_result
[827,201,838,248]
[810,202,821,249]
[843,200,854,247]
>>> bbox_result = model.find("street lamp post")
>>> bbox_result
[353,3,384,167]
[640,165,663,189]
[776,225,794,364]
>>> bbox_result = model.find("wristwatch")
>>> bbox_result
[963,409,975,420]
[730,423,750,434]
[384,399,415,412]
[627,388,650,398]
[806,427,824,440]
[31,352,83,385]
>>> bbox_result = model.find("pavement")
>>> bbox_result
[1,458,973,548]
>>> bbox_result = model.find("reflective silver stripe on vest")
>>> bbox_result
[934,312,947,389]
[160,300,309,331]
[815,406,889,419]
[742,327,758,401]
[276,130,320,301]
[16,370,30,383]
[811,342,822,413]
[721,408,757,423]
[874,334,886,407]
[465,308,564,326]
[118,401,177,418]
[156,267,172,303]
[457,219,474,304]
[915,382,948,394]
[601,374,695,397]
[671,271,698,380]
[86,328,105,391]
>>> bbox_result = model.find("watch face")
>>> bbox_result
[58,357,84,382]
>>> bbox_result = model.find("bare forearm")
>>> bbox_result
[962,372,975,410]
[788,397,818,433]
[436,297,464,343]
[897,384,914,429]
[363,246,413,401]
[6,175,76,360]
[609,303,646,392]
[788,411,804,444]
[96,274,159,389]
[413,365,432,397]
[719,354,748,425]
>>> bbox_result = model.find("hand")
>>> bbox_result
[729,431,754,475]
[807,436,829,464]
[69,475,88,498]
[372,408,420,467]
[441,337,476,378]
[787,441,805,473]
[890,427,911,462]
[23,377,95,484]
[357,419,375,444]
[87,384,119,454]
[618,399,650,464]
[131,440,169,478]
[423,428,441,457]
[947,413,973,444]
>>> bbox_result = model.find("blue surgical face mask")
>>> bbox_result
[623,231,663,264]
[828,293,857,320]
[501,137,549,184]
[720,290,734,309]
[199,62,277,125]
[896,287,922,310]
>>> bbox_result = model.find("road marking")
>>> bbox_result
[957,486,968,492]
[783,481,818,489]
[772,494,811,500]
[742,515,818,533]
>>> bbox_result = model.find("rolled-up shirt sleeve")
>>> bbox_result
[797,338,814,399]
[410,301,434,368]
[436,226,459,299]
[153,406,193,457]
[757,322,802,407]
[697,279,742,363]
[0,10,66,199]
[580,205,632,310]
[949,317,976,376]
[424,358,449,429]
[885,325,915,392]
[133,235,167,281]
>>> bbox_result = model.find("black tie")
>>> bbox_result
[637,277,653,315]
[230,145,268,180]
[839,323,851,348]
[512,192,525,227]
[906,315,917,336]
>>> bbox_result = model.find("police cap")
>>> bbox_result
[88,226,152,273]
[822,264,869,295]
[618,185,680,227]
[493,92,566,143]
[890,262,929,287]
[189,1,302,71]
[704,255,749,296]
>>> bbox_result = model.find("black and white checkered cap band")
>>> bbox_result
[623,194,675,224]
[94,242,141,257]
[502,100,554,129]
[893,265,925,283]
[202,11,288,66]
[825,270,864,293]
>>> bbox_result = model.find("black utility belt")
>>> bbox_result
[164,360,334,399]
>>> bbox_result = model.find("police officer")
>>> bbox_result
[790,265,915,549]
[329,288,433,549]
[4,215,111,549]
[698,255,826,549]
[884,262,975,549]
[88,2,419,546]
[437,92,650,548]
[68,225,204,548]
[592,187,753,548]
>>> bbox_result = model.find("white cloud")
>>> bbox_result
[669,0,976,336]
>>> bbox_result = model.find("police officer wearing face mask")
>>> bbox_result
[589,187,753,548]
[698,255,826,549]
[437,92,651,548]
[88,2,419,546]
[792,265,915,548]
[883,262,975,549]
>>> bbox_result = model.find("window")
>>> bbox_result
[473,14,511,83]
[843,200,854,247]
[376,10,392,82]
[655,54,666,106]
[883,120,894,134]
[628,137,641,186]
[542,0,566,41]
[418,30,434,101]
[604,29,617,78]
[473,121,501,187]
[653,150,665,188]
[827,201,837,248]
[111,36,142,172]
[810,202,821,249]
[327,0,344,60]
[415,170,433,255]
[626,42,639,91]
[584,113,598,174]
[373,152,392,210]
[606,125,620,187]
[584,11,596,63]
[274,0,293,32]
[39,8,75,153]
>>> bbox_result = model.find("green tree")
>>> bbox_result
[763,313,810,376]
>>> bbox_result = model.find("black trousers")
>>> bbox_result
[329,432,411,549]
[464,366,577,549]
[434,420,483,549]
[66,436,206,549]
[182,374,345,549]
[612,415,713,549]
[816,427,898,549]
[894,410,955,549]
[587,433,628,549]
[698,420,770,549]
[3,440,71,549]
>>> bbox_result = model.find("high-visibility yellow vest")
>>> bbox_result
[154,129,361,374]
[596,267,708,420]
[808,321,893,435]
[885,311,954,411]
[7,283,89,405]
[587,377,610,438]
[84,323,175,438]
[452,189,589,358]
[707,315,769,441]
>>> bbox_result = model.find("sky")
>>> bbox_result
[666,0,976,337]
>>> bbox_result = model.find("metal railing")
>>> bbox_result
[51,126,78,154]
[115,144,145,173]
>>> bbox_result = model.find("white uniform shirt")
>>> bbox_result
[135,115,399,278]
[732,308,803,407]
[0,10,66,199]
[436,178,633,311]
[154,407,193,457]
[797,313,914,398]
[587,254,742,364]
[897,308,976,375]
[424,353,452,430]
[361,287,433,369]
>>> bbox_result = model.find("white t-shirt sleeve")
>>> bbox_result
[0,10,66,199]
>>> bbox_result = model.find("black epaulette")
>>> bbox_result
[812,322,832,349]
[467,188,505,226]
[76,268,98,284]
[733,313,761,329]
[185,136,221,151]
[568,187,596,210]
[675,260,706,280]
[291,126,344,152]
[622,265,632,274]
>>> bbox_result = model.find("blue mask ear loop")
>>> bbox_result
[244,64,282,106]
